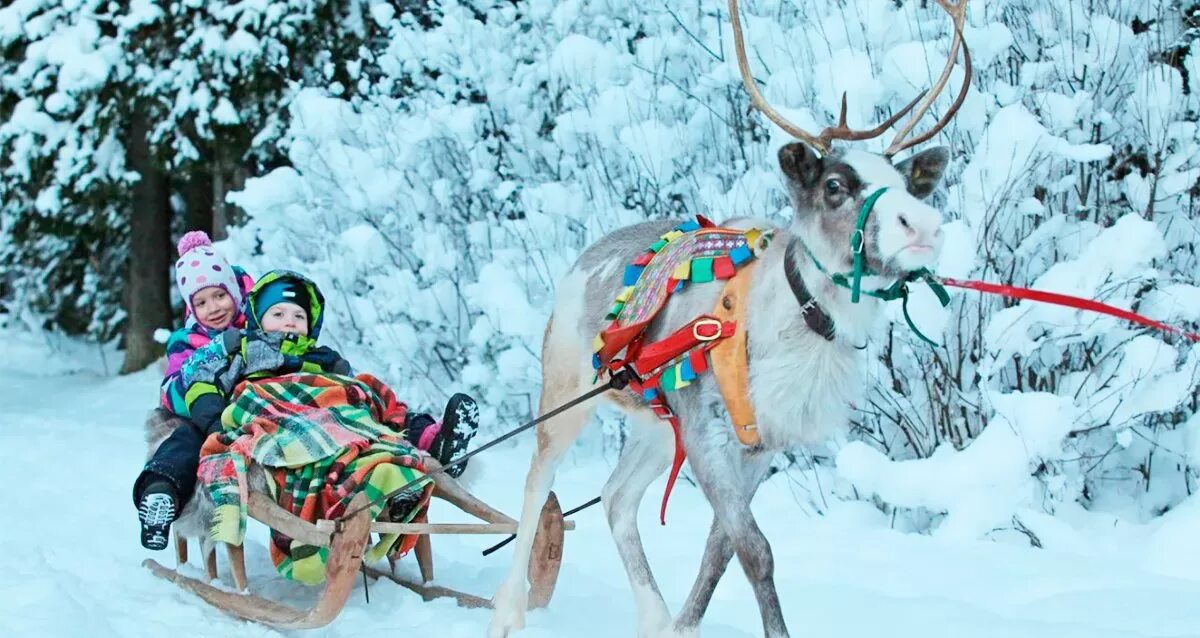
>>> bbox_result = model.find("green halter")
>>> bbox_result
[804,187,951,346]
[849,187,888,302]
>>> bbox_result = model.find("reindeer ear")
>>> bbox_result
[777,143,823,188]
[894,146,949,199]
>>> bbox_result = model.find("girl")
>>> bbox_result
[132,231,255,550]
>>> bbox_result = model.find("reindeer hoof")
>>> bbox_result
[487,612,526,638]
[637,602,673,638]
[657,626,700,638]
[489,579,528,637]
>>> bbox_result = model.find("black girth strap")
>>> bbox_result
[784,241,836,341]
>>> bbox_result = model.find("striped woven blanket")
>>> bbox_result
[198,372,431,584]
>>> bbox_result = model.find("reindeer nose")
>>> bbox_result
[903,206,941,233]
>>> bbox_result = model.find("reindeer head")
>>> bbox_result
[777,143,949,277]
[730,0,971,280]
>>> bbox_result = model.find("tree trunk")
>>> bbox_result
[181,171,214,237]
[120,109,173,374]
[212,162,228,241]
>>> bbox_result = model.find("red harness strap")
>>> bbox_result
[603,315,735,525]
[939,277,1200,343]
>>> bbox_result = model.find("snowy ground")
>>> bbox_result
[4,331,1200,638]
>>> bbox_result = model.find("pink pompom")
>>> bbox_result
[177,230,213,256]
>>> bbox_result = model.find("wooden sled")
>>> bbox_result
[143,457,572,629]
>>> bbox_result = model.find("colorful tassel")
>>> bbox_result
[672,364,691,388]
[661,366,677,390]
[672,261,691,281]
[691,258,714,283]
[730,244,752,265]
[679,357,696,381]
[623,265,645,286]
[713,255,735,279]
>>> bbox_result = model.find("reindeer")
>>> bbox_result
[489,1,971,636]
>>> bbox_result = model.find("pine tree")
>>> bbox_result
[0,0,400,370]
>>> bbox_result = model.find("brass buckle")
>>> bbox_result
[692,318,723,342]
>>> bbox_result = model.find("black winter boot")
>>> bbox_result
[386,487,423,523]
[430,393,479,478]
[137,480,178,551]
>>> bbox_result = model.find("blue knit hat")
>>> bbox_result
[253,279,312,327]
[246,270,326,338]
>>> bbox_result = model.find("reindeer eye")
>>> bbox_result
[824,178,843,196]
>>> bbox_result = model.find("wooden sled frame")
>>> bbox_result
[144,459,572,629]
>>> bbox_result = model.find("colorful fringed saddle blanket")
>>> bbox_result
[198,372,432,585]
[592,217,772,522]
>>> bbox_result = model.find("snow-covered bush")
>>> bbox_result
[227,0,1199,541]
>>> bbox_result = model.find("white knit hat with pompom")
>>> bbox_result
[174,231,243,323]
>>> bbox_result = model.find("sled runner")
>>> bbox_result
[142,411,571,629]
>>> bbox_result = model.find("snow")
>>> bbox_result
[211,97,240,125]
[1142,285,1200,324]
[549,34,624,88]
[982,213,1167,362]
[839,391,1078,540]
[5,331,1200,637]
[368,4,395,28]
[3,0,1199,633]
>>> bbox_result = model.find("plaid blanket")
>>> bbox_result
[198,372,432,584]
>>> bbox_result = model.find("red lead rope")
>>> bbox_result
[936,277,1200,344]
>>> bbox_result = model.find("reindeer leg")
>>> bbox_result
[684,428,788,638]
[489,367,599,638]
[668,519,734,636]
[670,448,773,636]
[601,413,674,638]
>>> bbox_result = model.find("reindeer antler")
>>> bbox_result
[884,0,973,157]
[729,0,927,155]
[728,0,829,152]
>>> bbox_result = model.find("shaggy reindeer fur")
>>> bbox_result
[489,143,950,638]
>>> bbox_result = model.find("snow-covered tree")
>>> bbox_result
[0,0,402,370]
[0,2,131,341]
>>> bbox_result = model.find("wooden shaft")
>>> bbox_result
[425,458,517,525]
[314,520,575,535]
[204,549,218,581]
[174,531,188,567]
[227,544,248,592]
[415,535,435,583]
[248,491,332,547]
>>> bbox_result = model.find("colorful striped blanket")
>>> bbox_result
[198,372,431,584]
